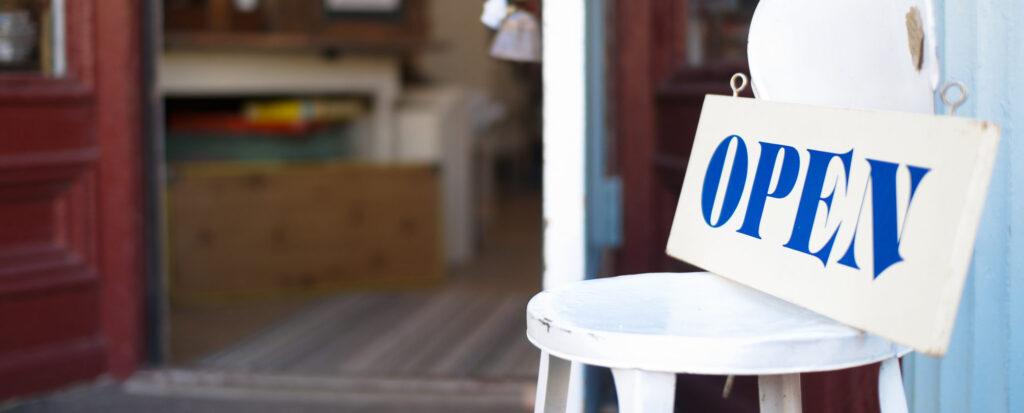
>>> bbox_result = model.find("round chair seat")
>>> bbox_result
[526,272,910,376]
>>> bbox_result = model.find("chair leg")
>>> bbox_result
[610,368,676,413]
[534,351,573,413]
[878,357,908,413]
[758,374,802,413]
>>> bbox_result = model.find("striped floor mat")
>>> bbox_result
[198,290,539,379]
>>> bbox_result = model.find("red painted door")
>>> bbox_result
[0,1,144,399]
[613,0,881,411]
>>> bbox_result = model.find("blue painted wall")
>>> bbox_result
[902,1,1024,411]
[583,1,621,412]
[584,0,621,281]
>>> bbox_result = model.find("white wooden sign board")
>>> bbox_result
[667,95,999,356]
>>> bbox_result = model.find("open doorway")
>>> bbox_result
[151,0,543,405]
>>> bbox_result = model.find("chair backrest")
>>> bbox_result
[665,0,998,357]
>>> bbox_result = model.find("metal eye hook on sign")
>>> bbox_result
[731,73,749,97]
[720,70,749,401]
[940,81,968,116]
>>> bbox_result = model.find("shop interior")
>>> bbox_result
[158,0,544,387]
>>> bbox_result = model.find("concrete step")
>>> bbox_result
[124,368,534,411]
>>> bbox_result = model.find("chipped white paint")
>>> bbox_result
[527,273,909,374]
[540,0,586,411]
[748,0,939,114]
[526,272,910,411]
[541,1,586,299]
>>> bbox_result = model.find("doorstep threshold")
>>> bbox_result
[124,368,533,409]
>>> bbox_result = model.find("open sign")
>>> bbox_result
[667,95,999,355]
[700,134,929,279]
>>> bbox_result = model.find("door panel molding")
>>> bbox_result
[0,336,105,399]
[0,0,143,399]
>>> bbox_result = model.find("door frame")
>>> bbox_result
[94,0,147,378]
[541,0,587,411]
[141,0,168,365]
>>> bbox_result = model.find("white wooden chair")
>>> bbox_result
[527,272,910,413]
[528,1,945,411]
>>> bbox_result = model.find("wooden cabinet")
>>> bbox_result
[168,162,443,304]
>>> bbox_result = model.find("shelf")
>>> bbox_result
[159,50,401,161]
[164,31,441,54]
[159,50,398,96]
